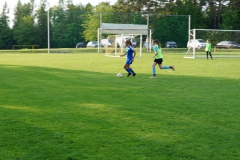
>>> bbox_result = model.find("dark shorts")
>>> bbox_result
[126,58,133,65]
[154,58,163,64]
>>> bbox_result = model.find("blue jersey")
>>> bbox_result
[126,46,135,59]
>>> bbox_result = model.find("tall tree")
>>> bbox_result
[226,0,240,29]
[13,15,37,45]
[13,0,37,46]
[82,2,113,41]
[64,0,86,47]
[50,0,86,48]
[207,0,229,29]
[0,1,13,49]
[221,9,239,29]
[36,0,48,48]
[50,0,66,48]
[171,0,205,29]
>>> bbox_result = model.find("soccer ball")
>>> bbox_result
[117,73,122,78]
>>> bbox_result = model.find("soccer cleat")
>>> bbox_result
[170,66,175,71]
[133,73,136,77]
[127,73,132,77]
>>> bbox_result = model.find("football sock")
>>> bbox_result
[152,67,156,75]
[126,68,131,73]
[209,52,213,59]
[162,66,170,69]
[129,68,135,74]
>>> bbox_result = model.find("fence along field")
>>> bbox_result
[0,52,240,159]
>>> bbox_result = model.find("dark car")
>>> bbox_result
[76,42,86,48]
[216,41,240,49]
[165,41,177,48]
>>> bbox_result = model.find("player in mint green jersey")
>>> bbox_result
[150,39,175,78]
[205,39,213,59]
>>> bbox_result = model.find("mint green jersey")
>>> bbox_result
[205,43,212,51]
[153,45,163,59]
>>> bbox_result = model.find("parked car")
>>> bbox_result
[86,41,103,48]
[143,41,152,48]
[165,41,177,48]
[131,38,138,47]
[116,35,137,47]
[76,42,86,48]
[216,41,240,49]
[101,39,114,47]
[187,39,206,49]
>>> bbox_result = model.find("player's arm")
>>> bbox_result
[153,51,158,58]
[153,47,158,58]
[132,51,136,62]
[120,53,126,57]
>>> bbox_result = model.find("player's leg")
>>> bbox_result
[206,51,209,59]
[128,61,136,77]
[209,51,213,59]
[123,63,129,72]
[124,64,131,77]
[157,59,174,70]
[170,65,175,71]
[124,60,132,77]
[150,61,157,78]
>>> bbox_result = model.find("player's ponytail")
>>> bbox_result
[153,39,161,48]
[125,39,132,46]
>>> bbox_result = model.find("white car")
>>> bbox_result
[116,35,137,47]
[86,41,103,48]
[101,39,114,47]
[187,39,206,49]
[143,41,152,48]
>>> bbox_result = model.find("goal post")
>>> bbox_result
[185,29,240,59]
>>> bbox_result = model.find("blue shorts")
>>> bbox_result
[126,58,133,65]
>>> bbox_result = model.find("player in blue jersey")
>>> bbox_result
[151,39,175,78]
[120,39,136,77]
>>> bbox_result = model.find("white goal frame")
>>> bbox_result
[98,23,153,57]
[185,29,240,59]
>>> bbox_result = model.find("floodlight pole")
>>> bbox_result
[98,28,100,53]
[147,14,149,52]
[150,29,152,52]
[140,34,142,57]
[193,29,196,59]
[115,35,117,56]
[48,9,50,54]
[188,15,191,42]
[98,13,102,53]
[147,14,149,27]
[121,34,124,53]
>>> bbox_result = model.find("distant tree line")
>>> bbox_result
[0,0,240,49]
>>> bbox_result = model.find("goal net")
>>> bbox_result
[185,29,240,58]
[101,34,143,57]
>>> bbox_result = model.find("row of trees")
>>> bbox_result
[0,0,240,49]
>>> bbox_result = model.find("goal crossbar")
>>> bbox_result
[191,29,240,32]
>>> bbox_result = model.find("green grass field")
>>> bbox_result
[0,50,240,160]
